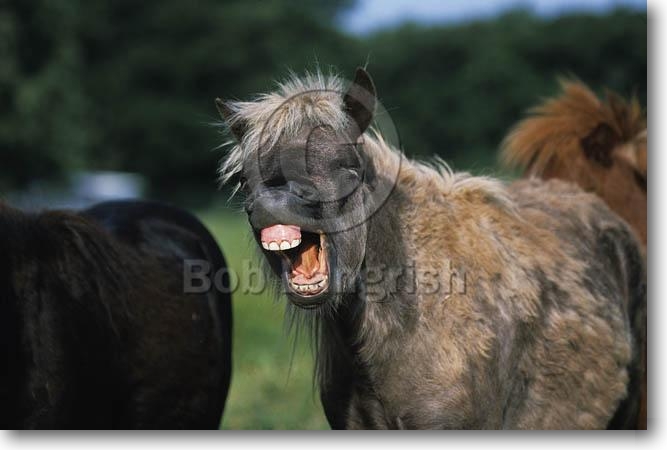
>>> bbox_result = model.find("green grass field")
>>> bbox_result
[198,207,329,430]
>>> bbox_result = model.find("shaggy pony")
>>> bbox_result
[218,69,645,429]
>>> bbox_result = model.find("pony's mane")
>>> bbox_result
[219,69,514,210]
[218,71,349,186]
[363,131,515,213]
[501,80,646,175]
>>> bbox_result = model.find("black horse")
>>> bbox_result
[1,200,232,429]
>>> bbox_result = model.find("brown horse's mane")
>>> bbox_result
[501,80,646,178]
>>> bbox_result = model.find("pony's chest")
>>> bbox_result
[347,347,485,429]
[344,376,481,430]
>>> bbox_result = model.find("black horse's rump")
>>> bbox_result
[0,200,232,429]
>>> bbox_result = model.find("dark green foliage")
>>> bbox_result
[0,1,646,200]
[362,10,646,170]
[0,0,92,189]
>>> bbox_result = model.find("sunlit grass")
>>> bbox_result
[197,207,328,430]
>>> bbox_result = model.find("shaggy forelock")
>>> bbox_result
[218,70,515,216]
[218,71,350,187]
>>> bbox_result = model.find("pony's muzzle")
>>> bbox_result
[246,189,320,232]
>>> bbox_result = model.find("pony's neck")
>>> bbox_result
[359,184,418,359]
[317,139,418,391]
[321,182,417,373]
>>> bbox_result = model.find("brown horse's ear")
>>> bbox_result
[343,67,376,137]
[580,122,619,168]
[215,98,247,142]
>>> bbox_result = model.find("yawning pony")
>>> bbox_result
[217,68,645,429]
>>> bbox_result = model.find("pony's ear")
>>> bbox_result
[580,122,619,168]
[215,98,247,142]
[343,67,376,137]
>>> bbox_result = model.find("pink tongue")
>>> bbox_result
[260,224,301,242]
[291,272,327,285]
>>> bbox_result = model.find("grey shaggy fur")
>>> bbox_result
[217,68,645,429]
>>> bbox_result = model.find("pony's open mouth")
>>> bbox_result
[260,224,329,299]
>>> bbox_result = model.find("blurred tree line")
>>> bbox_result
[0,0,646,203]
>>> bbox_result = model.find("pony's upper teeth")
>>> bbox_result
[262,239,301,251]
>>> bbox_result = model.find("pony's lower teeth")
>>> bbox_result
[289,276,328,294]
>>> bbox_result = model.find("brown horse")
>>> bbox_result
[501,80,647,429]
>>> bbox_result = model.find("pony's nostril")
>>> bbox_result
[264,174,287,188]
[288,181,317,200]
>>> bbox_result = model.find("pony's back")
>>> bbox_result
[501,81,647,429]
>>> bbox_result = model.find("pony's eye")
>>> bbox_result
[336,160,361,174]
[334,144,363,172]
[338,163,363,183]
